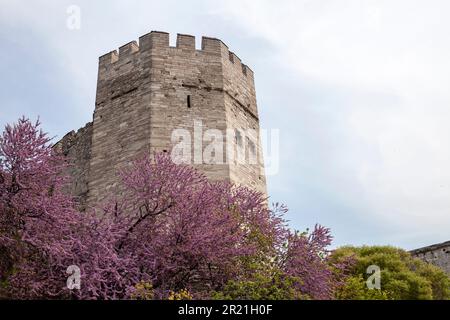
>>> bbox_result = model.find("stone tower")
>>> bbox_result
[56,31,266,208]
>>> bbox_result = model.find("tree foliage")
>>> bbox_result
[0,117,350,299]
[0,118,137,299]
[330,246,450,300]
[211,270,307,300]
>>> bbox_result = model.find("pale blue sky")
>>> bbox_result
[1,0,449,249]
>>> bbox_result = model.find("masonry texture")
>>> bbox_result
[55,31,266,208]
[410,241,450,274]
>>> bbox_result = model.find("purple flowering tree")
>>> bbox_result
[0,118,134,299]
[281,225,336,299]
[106,154,286,298]
[0,117,349,300]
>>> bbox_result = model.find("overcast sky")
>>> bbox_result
[1,0,449,249]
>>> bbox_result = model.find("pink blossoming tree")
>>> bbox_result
[0,118,349,299]
[0,118,136,299]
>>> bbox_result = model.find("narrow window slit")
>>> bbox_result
[187,95,191,108]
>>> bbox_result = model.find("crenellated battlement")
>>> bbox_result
[119,41,139,56]
[98,31,253,79]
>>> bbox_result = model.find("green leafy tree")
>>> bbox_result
[335,275,391,300]
[212,269,307,300]
[330,246,450,300]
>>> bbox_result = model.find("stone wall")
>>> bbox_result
[53,122,93,209]
[56,31,267,208]
[90,39,152,206]
[410,241,450,274]
[221,38,266,193]
[144,33,229,183]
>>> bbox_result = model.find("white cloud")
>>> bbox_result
[217,0,450,245]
